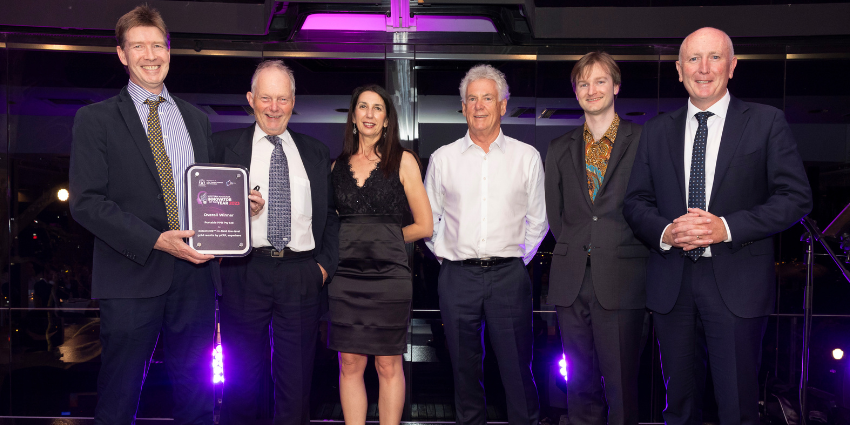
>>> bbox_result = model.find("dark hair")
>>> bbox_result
[340,84,410,178]
[570,51,621,92]
[115,5,169,50]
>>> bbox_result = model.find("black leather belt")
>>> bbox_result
[252,247,314,259]
[461,257,514,267]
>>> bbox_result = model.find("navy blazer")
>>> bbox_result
[210,124,340,280]
[70,86,221,299]
[623,96,812,318]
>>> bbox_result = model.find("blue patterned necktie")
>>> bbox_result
[266,135,291,251]
[686,111,714,261]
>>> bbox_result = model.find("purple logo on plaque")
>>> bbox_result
[198,191,208,205]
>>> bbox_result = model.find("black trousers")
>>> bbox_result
[95,260,216,425]
[438,258,539,425]
[653,258,768,425]
[219,253,323,425]
[556,261,648,425]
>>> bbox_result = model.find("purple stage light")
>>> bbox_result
[212,344,224,383]
[559,353,568,382]
[300,13,496,33]
[301,14,387,32]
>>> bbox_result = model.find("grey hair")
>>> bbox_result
[459,64,510,104]
[250,60,296,94]
[678,27,735,63]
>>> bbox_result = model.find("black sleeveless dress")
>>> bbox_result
[328,160,411,355]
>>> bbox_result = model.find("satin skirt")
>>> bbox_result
[328,214,411,355]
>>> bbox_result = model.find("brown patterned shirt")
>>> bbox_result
[584,114,620,202]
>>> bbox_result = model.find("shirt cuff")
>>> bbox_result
[720,217,732,242]
[659,224,672,251]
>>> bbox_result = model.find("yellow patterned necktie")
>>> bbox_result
[144,97,180,231]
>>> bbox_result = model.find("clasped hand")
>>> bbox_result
[662,208,728,251]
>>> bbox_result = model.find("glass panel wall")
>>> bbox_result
[0,34,847,421]
[413,54,540,422]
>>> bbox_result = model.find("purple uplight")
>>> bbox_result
[212,344,224,383]
[301,14,387,32]
[559,353,568,382]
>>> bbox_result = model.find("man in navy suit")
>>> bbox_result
[211,60,339,425]
[70,5,219,424]
[624,27,811,425]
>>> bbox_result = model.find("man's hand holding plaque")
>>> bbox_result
[248,187,265,217]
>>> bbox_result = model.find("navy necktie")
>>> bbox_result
[267,135,291,251]
[686,111,714,261]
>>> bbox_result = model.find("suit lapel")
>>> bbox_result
[667,107,688,204]
[224,124,255,170]
[567,128,594,208]
[174,97,209,163]
[708,96,749,209]
[289,130,324,231]
[291,130,320,170]
[596,120,634,198]
[117,87,161,187]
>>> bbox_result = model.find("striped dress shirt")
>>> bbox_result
[127,81,195,231]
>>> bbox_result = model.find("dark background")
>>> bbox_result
[1,0,849,422]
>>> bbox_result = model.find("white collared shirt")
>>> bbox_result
[660,90,733,255]
[424,129,548,265]
[249,124,314,251]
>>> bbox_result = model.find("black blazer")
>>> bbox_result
[69,86,221,299]
[624,96,812,318]
[544,120,648,310]
[210,124,340,279]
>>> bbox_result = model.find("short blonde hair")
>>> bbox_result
[571,52,621,92]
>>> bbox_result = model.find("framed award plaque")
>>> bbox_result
[186,164,251,257]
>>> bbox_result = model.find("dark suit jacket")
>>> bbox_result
[210,124,340,279]
[69,86,221,299]
[623,96,812,318]
[545,120,648,310]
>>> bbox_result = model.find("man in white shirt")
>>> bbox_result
[211,60,340,425]
[624,28,811,425]
[424,64,548,425]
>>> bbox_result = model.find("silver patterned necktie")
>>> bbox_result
[686,111,714,261]
[266,135,291,250]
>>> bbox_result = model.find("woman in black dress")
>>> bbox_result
[329,84,432,425]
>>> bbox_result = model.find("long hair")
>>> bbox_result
[340,84,407,178]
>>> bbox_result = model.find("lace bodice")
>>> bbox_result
[332,160,407,215]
